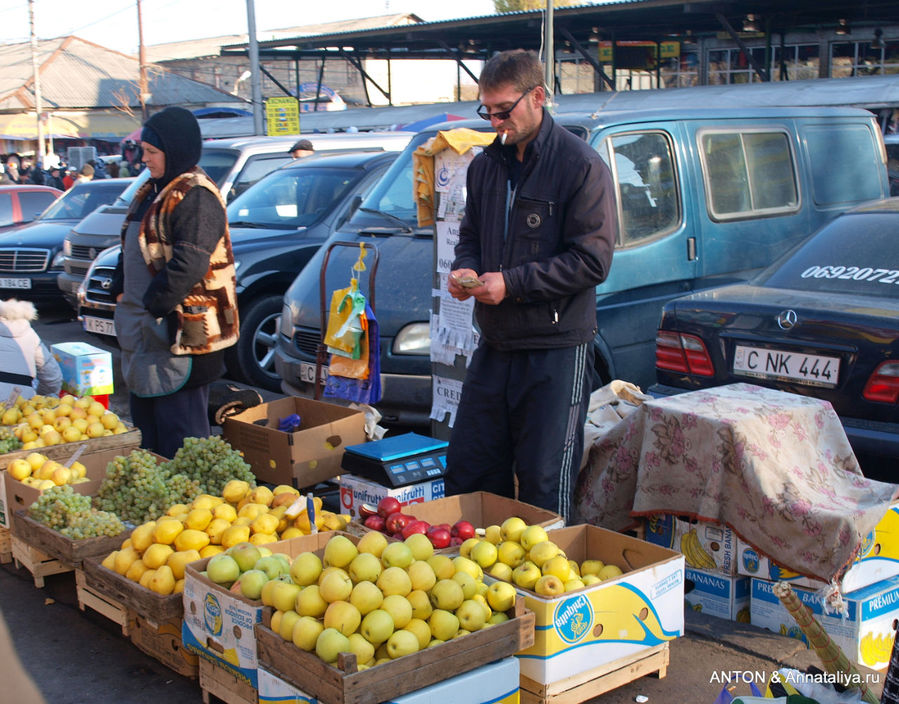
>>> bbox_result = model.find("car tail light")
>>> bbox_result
[655,331,715,377]
[863,361,899,403]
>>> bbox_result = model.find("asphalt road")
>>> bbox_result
[0,305,886,703]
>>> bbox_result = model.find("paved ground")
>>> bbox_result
[0,306,886,703]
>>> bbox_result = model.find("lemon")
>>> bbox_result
[153,517,185,545]
[142,543,174,569]
[174,529,211,553]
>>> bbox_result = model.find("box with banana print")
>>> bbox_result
[644,514,737,576]
[685,567,751,622]
[736,502,899,594]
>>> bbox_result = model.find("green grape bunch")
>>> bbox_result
[29,485,125,538]
[162,436,256,497]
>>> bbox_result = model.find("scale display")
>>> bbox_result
[341,432,449,488]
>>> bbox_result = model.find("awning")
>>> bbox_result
[0,110,142,140]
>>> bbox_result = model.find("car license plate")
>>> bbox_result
[299,361,327,384]
[83,316,116,337]
[0,278,31,289]
[733,345,839,387]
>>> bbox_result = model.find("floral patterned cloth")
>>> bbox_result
[573,383,898,583]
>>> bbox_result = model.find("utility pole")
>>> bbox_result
[544,0,554,106]
[246,0,264,135]
[28,0,45,164]
[137,0,149,122]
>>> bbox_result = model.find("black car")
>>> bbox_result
[78,151,397,390]
[651,197,899,471]
[0,179,130,304]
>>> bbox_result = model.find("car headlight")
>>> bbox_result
[62,239,72,256]
[392,323,430,355]
[51,250,65,269]
[280,302,293,338]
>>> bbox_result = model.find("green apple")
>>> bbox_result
[386,629,420,659]
[207,554,240,586]
[315,627,350,663]
[292,615,324,651]
[235,569,268,600]
[360,608,394,645]
[381,542,414,569]
[228,542,262,573]
[255,555,289,581]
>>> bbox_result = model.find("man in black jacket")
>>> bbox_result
[446,49,617,522]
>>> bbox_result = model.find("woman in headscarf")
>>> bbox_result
[110,107,239,458]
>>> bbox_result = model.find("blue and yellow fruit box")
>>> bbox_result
[750,574,899,671]
[736,502,899,593]
[508,524,684,686]
[685,567,751,622]
[644,514,738,576]
[50,342,114,397]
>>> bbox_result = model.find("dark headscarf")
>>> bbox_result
[141,107,201,189]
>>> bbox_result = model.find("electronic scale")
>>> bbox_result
[340,432,449,488]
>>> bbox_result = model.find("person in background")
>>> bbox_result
[445,49,617,522]
[118,159,131,177]
[75,163,94,184]
[0,299,62,401]
[288,138,315,159]
[45,165,65,190]
[110,106,239,458]
[62,166,76,190]
[106,160,120,178]
[91,159,109,179]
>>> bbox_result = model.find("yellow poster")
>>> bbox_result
[265,97,300,136]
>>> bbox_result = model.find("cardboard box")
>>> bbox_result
[51,342,114,396]
[222,397,365,489]
[337,472,445,520]
[258,667,317,704]
[750,575,899,671]
[736,503,899,593]
[2,446,134,530]
[510,524,684,685]
[182,532,357,689]
[395,491,564,532]
[644,514,738,575]
[685,567,751,622]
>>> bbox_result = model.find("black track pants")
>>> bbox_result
[445,342,592,522]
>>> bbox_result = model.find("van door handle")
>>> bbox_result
[687,237,697,261]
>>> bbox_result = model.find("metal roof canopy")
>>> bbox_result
[221,0,899,103]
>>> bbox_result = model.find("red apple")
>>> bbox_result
[427,527,451,549]
[402,520,430,539]
[451,520,476,541]
[363,515,386,532]
[450,536,464,546]
[377,496,402,519]
[359,503,378,520]
[385,512,413,535]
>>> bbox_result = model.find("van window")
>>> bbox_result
[802,124,884,205]
[699,129,798,220]
[229,154,294,201]
[598,131,679,247]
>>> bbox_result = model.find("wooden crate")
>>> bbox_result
[0,525,11,564]
[519,642,670,704]
[11,534,72,587]
[75,568,131,636]
[199,657,257,704]
[0,428,141,471]
[130,613,198,680]
[13,510,129,568]
[254,597,536,704]
[81,554,183,623]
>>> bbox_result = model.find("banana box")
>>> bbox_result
[750,575,899,671]
[258,657,520,704]
[685,567,751,622]
[337,472,445,520]
[50,342,114,396]
[509,524,684,685]
[644,514,738,576]
[736,503,899,593]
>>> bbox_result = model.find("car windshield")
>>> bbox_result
[199,149,239,188]
[760,210,899,298]
[39,182,128,221]
[112,169,150,206]
[227,166,358,229]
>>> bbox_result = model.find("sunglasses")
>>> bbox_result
[477,86,537,121]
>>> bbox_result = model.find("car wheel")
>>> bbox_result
[227,294,283,392]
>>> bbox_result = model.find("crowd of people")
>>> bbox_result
[0,140,145,190]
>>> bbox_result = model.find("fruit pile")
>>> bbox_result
[255,531,519,668]
[0,394,129,451]
[29,485,125,539]
[458,518,625,597]
[95,437,256,524]
[359,496,475,549]
[7,451,89,490]
[0,426,22,454]
[100,483,352,594]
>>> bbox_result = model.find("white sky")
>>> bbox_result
[0,0,498,54]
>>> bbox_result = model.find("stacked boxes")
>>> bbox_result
[337,472,445,520]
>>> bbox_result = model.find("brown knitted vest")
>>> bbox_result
[133,167,239,355]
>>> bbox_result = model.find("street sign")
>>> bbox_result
[265,96,300,136]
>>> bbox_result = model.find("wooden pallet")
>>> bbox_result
[11,534,72,587]
[130,613,198,679]
[13,511,128,569]
[75,568,131,636]
[199,658,257,704]
[0,525,11,564]
[519,642,670,704]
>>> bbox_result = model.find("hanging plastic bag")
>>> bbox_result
[323,285,366,355]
